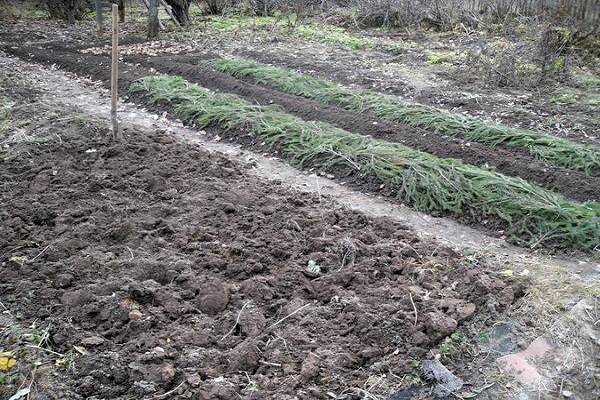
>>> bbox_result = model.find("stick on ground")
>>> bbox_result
[221,301,252,341]
[110,4,122,141]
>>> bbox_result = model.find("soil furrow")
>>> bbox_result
[134,53,600,203]
[3,42,599,203]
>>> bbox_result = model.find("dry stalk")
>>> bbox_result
[267,303,311,330]
[409,292,418,326]
[221,300,252,341]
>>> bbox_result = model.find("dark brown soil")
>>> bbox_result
[0,73,526,399]
[2,38,598,203]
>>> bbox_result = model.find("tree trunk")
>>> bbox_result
[163,0,191,26]
[95,0,103,34]
[148,0,159,38]
[67,0,75,24]
[118,0,124,22]
[46,0,89,22]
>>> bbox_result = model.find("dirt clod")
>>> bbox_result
[427,311,458,337]
[299,352,321,382]
[196,279,230,316]
[228,339,260,372]
[81,336,105,346]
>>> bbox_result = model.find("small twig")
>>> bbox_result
[259,360,282,367]
[27,367,36,400]
[267,303,310,330]
[126,246,134,261]
[409,293,418,326]
[324,148,361,170]
[404,243,422,260]
[24,345,65,358]
[353,388,379,400]
[143,381,185,400]
[287,219,302,232]
[220,301,252,341]
[30,244,51,263]
[272,333,292,357]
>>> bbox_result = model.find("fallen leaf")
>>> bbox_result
[73,346,90,355]
[0,356,17,371]
[8,388,30,400]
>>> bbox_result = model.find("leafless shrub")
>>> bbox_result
[244,0,278,16]
[351,0,422,29]
[537,27,572,80]
[0,0,16,20]
[204,0,232,15]
[45,0,93,22]
[327,0,597,34]
[278,0,321,31]
[342,0,477,31]
[240,0,321,21]
[464,26,573,88]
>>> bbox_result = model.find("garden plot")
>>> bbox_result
[0,58,525,400]
[202,58,600,175]
[129,74,599,250]
[0,12,599,400]
[30,39,600,203]
[3,38,599,251]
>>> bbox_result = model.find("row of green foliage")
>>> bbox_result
[130,75,600,250]
[202,58,600,175]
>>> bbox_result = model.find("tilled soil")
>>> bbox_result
[2,39,599,204]
[0,71,526,399]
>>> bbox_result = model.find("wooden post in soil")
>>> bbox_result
[95,0,102,36]
[111,4,122,142]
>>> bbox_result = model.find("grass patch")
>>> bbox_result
[551,88,600,107]
[202,58,600,175]
[196,15,373,49]
[130,75,600,250]
[293,23,374,49]
[575,73,600,89]
[424,50,467,66]
[196,15,277,32]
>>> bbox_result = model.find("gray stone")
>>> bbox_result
[422,359,464,398]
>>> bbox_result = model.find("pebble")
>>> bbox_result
[129,309,143,320]
[81,335,105,346]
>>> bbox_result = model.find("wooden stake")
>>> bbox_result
[111,4,122,142]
